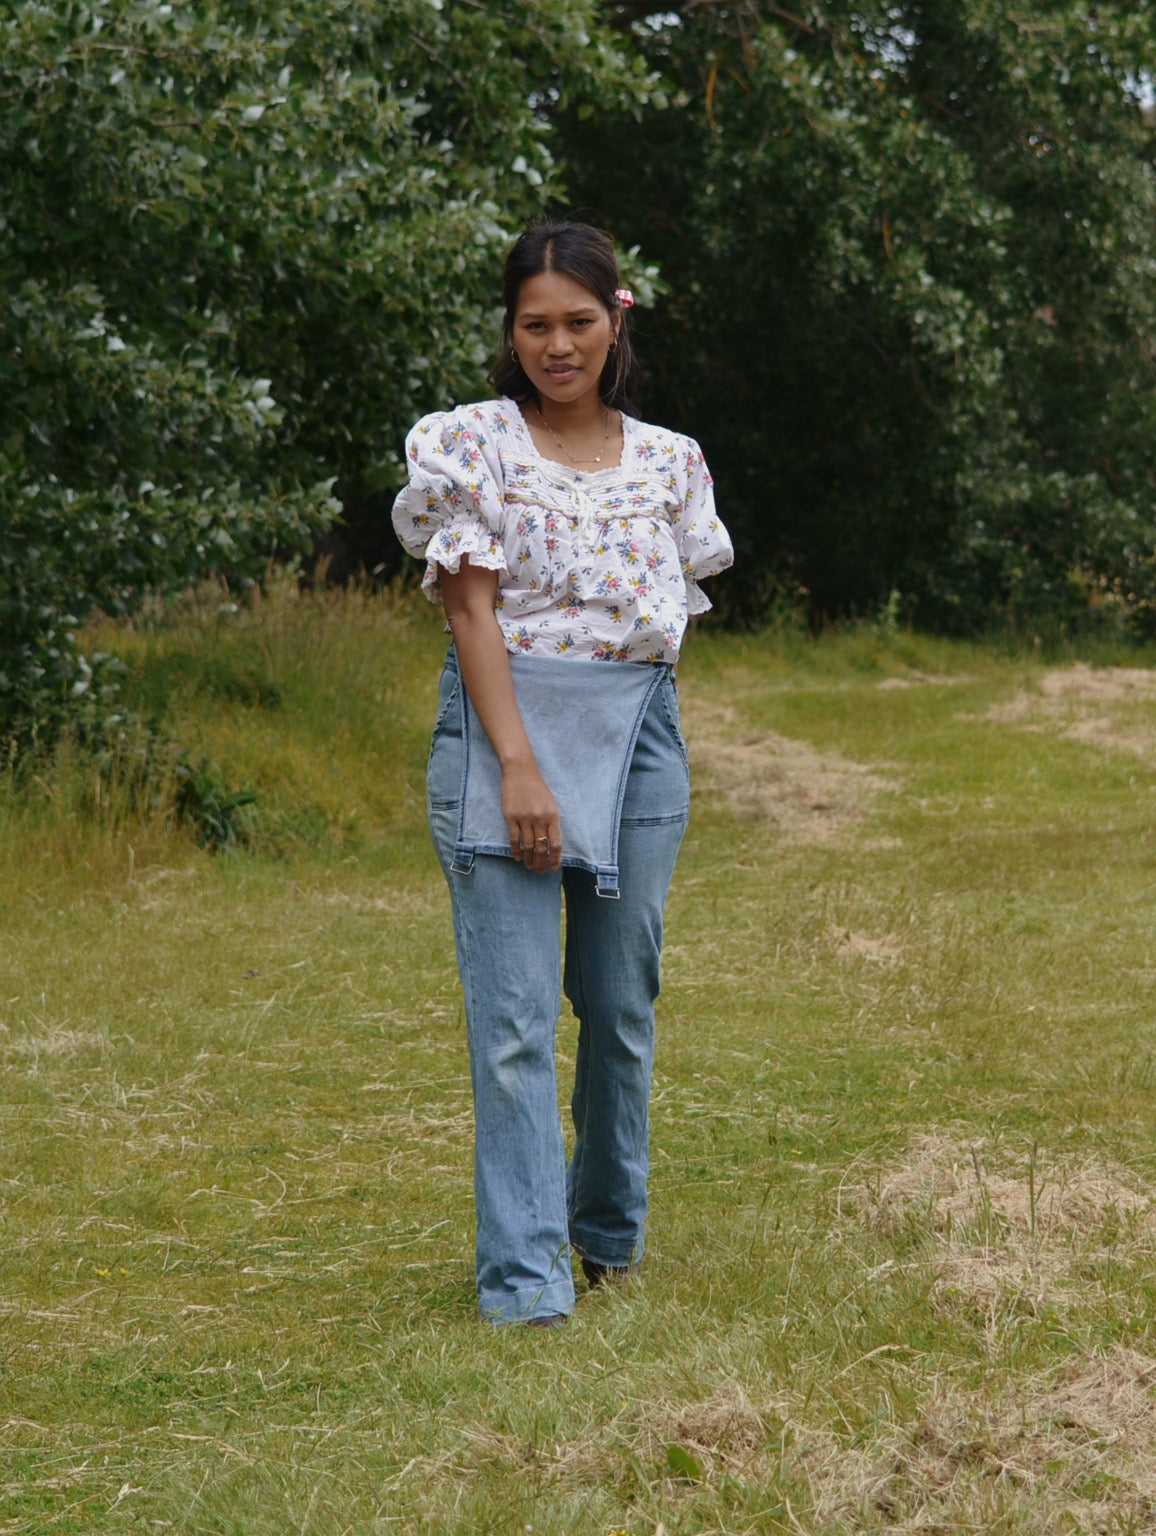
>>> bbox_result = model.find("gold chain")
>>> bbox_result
[533,404,613,466]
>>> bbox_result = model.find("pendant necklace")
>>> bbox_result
[534,404,613,467]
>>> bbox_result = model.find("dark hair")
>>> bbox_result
[487,222,641,415]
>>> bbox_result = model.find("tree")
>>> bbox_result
[564,2,1156,633]
[1,0,657,746]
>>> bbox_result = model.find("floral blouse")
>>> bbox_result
[392,398,733,664]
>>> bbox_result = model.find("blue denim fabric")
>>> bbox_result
[452,652,663,897]
[427,651,689,1323]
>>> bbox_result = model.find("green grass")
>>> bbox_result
[2,586,1156,1534]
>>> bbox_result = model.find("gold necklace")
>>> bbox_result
[533,404,613,466]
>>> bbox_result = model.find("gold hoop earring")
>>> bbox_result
[510,347,519,363]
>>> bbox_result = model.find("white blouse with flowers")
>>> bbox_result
[392,398,733,665]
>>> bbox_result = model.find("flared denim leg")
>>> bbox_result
[564,673,689,1271]
[563,818,686,1270]
[430,805,575,1324]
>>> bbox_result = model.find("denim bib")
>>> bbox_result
[448,652,665,898]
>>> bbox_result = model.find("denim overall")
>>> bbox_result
[427,648,690,1323]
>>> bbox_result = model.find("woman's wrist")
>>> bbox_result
[499,750,539,775]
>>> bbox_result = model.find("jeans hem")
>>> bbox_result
[570,1228,646,1270]
[479,1277,576,1325]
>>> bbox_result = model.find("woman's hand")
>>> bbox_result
[502,764,563,874]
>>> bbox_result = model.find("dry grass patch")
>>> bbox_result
[801,1348,1156,1533]
[1040,665,1156,703]
[452,1380,787,1512]
[979,663,1156,760]
[680,690,892,844]
[458,1422,612,1488]
[851,1132,1154,1239]
[841,1132,1156,1318]
[442,1362,1156,1529]
[875,671,963,691]
[637,1381,785,1479]
[835,931,905,965]
[0,1024,111,1060]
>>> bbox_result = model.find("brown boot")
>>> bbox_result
[581,1258,631,1289]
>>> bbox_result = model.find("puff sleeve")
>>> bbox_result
[391,406,510,601]
[668,437,734,614]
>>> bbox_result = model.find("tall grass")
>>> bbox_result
[2,583,1155,1534]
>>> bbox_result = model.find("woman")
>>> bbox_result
[392,221,732,1326]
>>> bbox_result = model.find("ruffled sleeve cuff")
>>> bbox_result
[685,577,714,616]
[420,513,509,601]
[681,542,733,615]
[672,440,734,608]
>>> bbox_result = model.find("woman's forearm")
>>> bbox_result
[446,602,536,770]
[440,558,562,869]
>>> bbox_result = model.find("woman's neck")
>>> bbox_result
[523,396,622,470]
[534,394,606,431]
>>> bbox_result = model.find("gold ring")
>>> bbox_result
[535,836,549,845]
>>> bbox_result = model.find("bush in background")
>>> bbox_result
[568,1,1156,634]
[1,0,655,748]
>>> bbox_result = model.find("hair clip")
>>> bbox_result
[615,288,635,309]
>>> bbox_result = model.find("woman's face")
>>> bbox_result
[511,269,620,410]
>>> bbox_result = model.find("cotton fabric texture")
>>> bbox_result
[392,398,734,664]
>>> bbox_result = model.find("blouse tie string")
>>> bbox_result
[572,486,599,547]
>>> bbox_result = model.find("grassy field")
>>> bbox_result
[3,583,1156,1535]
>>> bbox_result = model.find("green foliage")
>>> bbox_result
[570,2,1156,633]
[173,754,258,851]
[1,0,656,746]
[7,0,1156,753]
[666,1443,705,1481]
